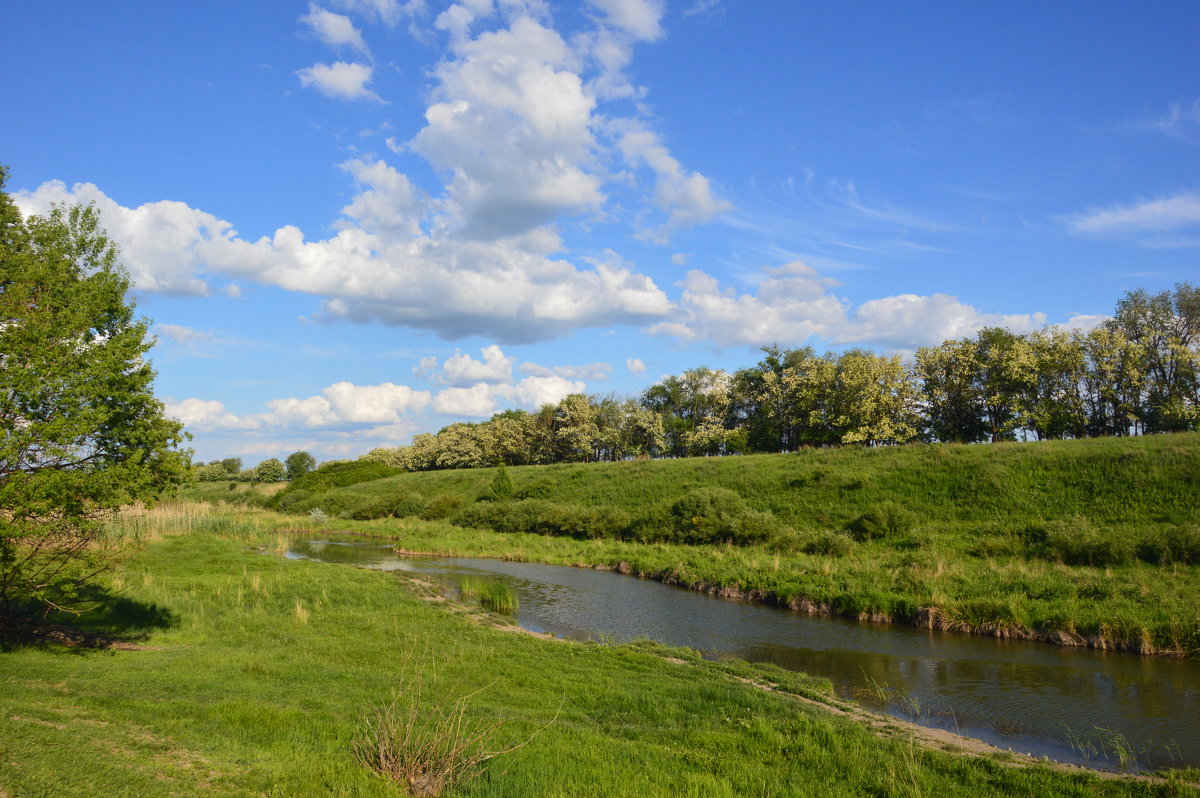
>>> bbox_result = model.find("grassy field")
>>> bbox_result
[2,507,1196,797]
[182,434,1200,655]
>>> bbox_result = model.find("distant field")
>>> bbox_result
[180,433,1200,655]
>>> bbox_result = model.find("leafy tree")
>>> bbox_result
[254,458,286,483]
[220,457,243,476]
[485,463,515,501]
[915,338,987,443]
[285,450,316,480]
[0,169,189,627]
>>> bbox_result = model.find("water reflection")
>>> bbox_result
[283,537,1200,772]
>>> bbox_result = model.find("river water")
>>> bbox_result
[282,537,1200,773]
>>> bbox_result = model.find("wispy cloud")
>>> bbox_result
[1062,191,1200,245]
[1128,99,1200,141]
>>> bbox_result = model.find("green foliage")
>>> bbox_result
[421,494,465,520]
[1031,518,1135,567]
[270,460,399,508]
[458,577,519,615]
[253,458,285,483]
[1136,525,1200,565]
[514,478,552,500]
[220,457,243,476]
[802,529,854,557]
[0,172,189,625]
[846,502,917,542]
[485,464,515,501]
[284,450,316,480]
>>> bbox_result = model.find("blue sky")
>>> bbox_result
[4,1,1198,464]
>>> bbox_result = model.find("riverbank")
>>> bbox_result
[184,434,1200,656]
[2,513,1196,796]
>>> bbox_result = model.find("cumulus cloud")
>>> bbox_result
[648,260,1051,350]
[619,127,732,243]
[625,357,646,374]
[163,398,259,431]
[14,181,217,296]
[301,4,371,54]
[296,61,381,101]
[435,344,515,386]
[412,15,604,239]
[19,170,672,344]
[266,381,432,426]
[587,0,665,41]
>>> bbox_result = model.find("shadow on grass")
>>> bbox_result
[1,588,178,653]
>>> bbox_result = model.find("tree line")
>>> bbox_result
[362,284,1199,471]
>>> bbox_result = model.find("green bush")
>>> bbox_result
[481,464,515,502]
[421,494,465,520]
[670,488,748,544]
[276,489,312,512]
[532,504,631,540]
[846,502,916,542]
[1036,517,1134,567]
[270,460,400,509]
[1136,525,1200,565]
[801,529,853,557]
[728,510,782,546]
[392,491,428,518]
[514,479,552,500]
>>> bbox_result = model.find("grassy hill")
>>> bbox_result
[181,434,1200,655]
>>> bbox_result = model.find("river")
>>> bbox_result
[282,536,1200,773]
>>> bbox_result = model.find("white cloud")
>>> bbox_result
[519,360,612,379]
[301,4,371,54]
[412,15,603,240]
[432,382,501,416]
[296,61,381,101]
[164,398,259,431]
[1064,191,1200,237]
[156,323,213,344]
[437,344,515,385]
[19,174,673,344]
[626,357,646,374]
[1131,99,1200,140]
[619,127,731,243]
[267,381,432,427]
[648,261,1050,350]
[587,0,665,41]
[14,181,216,296]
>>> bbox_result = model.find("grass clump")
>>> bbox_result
[459,577,519,615]
[355,677,542,797]
[846,502,917,542]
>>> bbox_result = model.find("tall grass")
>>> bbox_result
[458,577,519,615]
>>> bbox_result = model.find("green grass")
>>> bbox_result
[179,433,1200,655]
[458,577,519,614]
[1,517,1194,796]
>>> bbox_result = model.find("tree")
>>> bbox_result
[0,169,189,628]
[220,457,242,476]
[254,458,286,483]
[285,450,316,480]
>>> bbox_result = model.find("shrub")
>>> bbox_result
[846,502,916,542]
[728,510,782,546]
[270,460,400,509]
[1136,525,1200,565]
[421,494,465,520]
[482,465,515,502]
[533,504,631,540]
[670,488,747,544]
[802,530,853,557]
[348,495,403,521]
[1036,517,1134,567]
[276,489,312,512]
[393,491,429,518]
[514,479,552,500]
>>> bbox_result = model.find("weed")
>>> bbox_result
[354,678,551,797]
